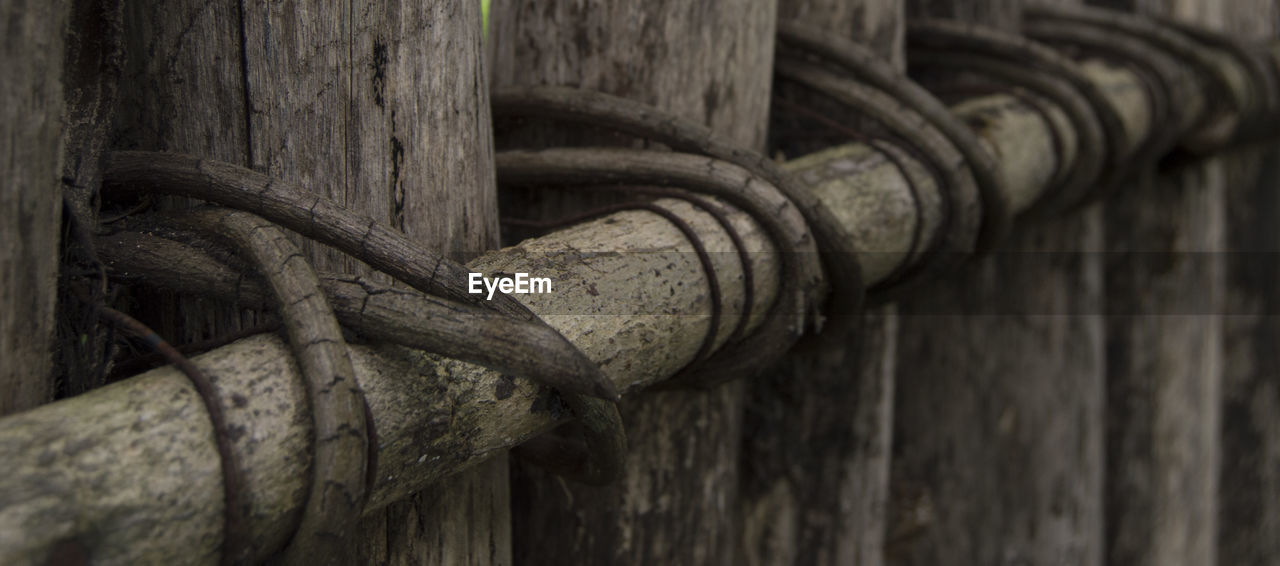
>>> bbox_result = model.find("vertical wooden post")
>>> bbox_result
[115,1,507,562]
[1206,2,1279,564]
[889,1,1106,564]
[0,1,66,415]
[489,1,777,563]
[908,0,1023,30]
[1220,143,1280,566]
[739,2,903,566]
[1097,1,1232,564]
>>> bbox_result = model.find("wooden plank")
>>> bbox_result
[0,0,66,414]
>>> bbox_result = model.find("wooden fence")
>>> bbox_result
[2,0,1279,565]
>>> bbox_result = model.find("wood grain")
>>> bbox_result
[741,4,903,565]
[1207,4,1280,564]
[0,0,66,415]
[1100,2,1232,564]
[112,1,509,563]
[2,52,1157,566]
[489,1,778,563]
[889,1,1107,565]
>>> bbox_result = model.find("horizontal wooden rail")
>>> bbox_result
[0,37,1259,566]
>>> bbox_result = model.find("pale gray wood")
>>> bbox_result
[114,0,508,563]
[0,0,66,415]
[490,1,777,563]
[889,1,1106,565]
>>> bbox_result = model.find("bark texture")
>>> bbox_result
[741,3,903,565]
[779,0,906,68]
[889,0,1107,564]
[1219,144,1280,565]
[1214,2,1280,564]
[0,0,66,415]
[1104,168,1224,566]
[0,48,1156,565]
[489,1,777,564]
[742,309,899,566]
[889,214,1106,566]
[113,1,508,563]
[1101,2,1234,565]
[908,0,1023,31]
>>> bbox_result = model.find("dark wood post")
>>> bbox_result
[889,1,1106,564]
[739,2,904,565]
[1095,1,1233,563]
[489,1,777,563]
[1207,2,1280,564]
[0,1,66,415]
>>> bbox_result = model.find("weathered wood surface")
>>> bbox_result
[1100,1,1240,564]
[1212,2,1280,564]
[17,7,1262,562]
[113,1,508,564]
[1220,143,1280,565]
[888,0,1107,565]
[1104,162,1224,566]
[0,58,1159,564]
[740,3,902,565]
[890,213,1106,566]
[489,1,776,563]
[0,1,65,415]
[780,0,906,68]
[909,0,1023,31]
[114,0,256,347]
[742,308,900,566]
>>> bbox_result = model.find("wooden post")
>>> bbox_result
[114,1,508,563]
[889,1,1106,564]
[1219,145,1280,565]
[0,1,66,415]
[488,1,776,563]
[908,0,1022,30]
[1098,1,1232,564]
[1207,1,1280,564]
[739,2,903,565]
[1220,156,1280,560]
